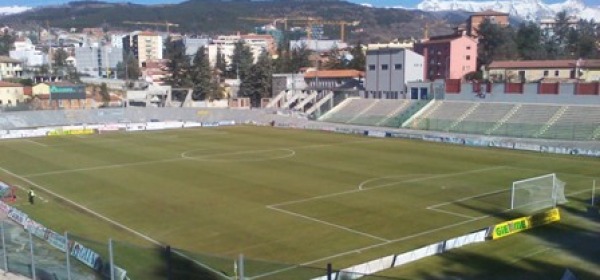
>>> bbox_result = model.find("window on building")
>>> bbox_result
[381,64,388,70]
[466,46,471,50]
[394,64,402,70]
[368,64,375,71]
[466,55,471,60]
[543,70,549,76]
[554,70,559,77]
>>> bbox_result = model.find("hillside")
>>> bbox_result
[0,0,460,43]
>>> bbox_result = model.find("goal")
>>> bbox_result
[511,173,567,212]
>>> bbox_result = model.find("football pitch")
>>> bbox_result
[0,126,599,279]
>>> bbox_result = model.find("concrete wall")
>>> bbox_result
[445,82,600,105]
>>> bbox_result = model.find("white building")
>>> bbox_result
[0,56,23,80]
[290,39,348,52]
[9,37,47,67]
[207,35,270,68]
[75,46,123,78]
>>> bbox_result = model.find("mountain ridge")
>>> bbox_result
[415,0,600,21]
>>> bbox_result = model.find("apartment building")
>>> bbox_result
[75,46,123,78]
[123,31,163,67]
[0,56,23,80]
[414,33,478,81]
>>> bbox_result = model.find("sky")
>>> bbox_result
[0,0,593,8]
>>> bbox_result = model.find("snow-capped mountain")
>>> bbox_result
[0,6,31,16]
[416,0,600,21]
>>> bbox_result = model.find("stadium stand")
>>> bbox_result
[540,105,600,140]
[319,98,425,128]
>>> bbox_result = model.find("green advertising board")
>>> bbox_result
[50,85,86,100]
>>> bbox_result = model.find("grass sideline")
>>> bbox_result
[0,126,598,279]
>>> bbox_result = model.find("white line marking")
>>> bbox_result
[0,165,229,279]
[267,205,389,242]
[427,188,508,209]
[426,207,479,219]
[23,158,183,178]
[359,166,507,191]
[509,247,553,264]
[181,148,296,162]
[24,139,48,147]
[270,166,506,208]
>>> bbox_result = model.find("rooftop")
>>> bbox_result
[489,60,577,69]
[304,70,364,79]
[0,81,22,88]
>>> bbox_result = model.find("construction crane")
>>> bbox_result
[239,17,359,42]
[123,21,179,33]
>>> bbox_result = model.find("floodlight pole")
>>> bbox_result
[65,232,71,280]
[1,222,7,274]
[592,180,596,207]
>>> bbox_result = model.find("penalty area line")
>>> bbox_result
[266,205,390,242]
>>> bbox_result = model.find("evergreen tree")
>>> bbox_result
[117,53,141,80]
[477,19,517,67]
[190,46,219,100]
[215,47,227,79]
[552,11,571,58]
[515,22,547,60]
[100,82,110,106]
[0,31,15,56]
[164,37,192,87]
[289,43,311,72]
[228,40,253,80]
[240,51,273,107]
[347,42,366,71]
[53,48,69,68]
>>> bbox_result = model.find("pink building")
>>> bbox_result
[414,33,478,81]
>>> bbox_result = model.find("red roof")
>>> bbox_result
[489,60,577,69]
[0,81,22,88]
[470,10,509,17]
[304,70,364,79]
[580,60,600,68]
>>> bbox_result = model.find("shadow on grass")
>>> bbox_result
[436,200,600,280]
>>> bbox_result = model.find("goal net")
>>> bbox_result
[511,173,567,212]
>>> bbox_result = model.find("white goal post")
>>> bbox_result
[511,173,567,212]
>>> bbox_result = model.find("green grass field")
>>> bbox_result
[0,126,599,279]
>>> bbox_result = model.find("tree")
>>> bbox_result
[0,31,15,56]
[117,52,141,80]
[164,37,192,87]
[515,22,547,60]
[228,40,253,80]
[289,43,311,72]
[477,19,518,67]
[190,46,220,100]
[100,82,110,106]
[240,51,273,107]
[322,46,345,70]
[215,47,227,79]
[53,48,69,68]
[551,11,571,58]
[347,42,366,71]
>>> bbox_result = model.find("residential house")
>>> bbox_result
[488,60,580,82]
[577,59,600,82]
[365,47,424,99]
[414,33,478,81]
[0,56,23,80]
[466,10,509,37]
[0,81,25,107]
